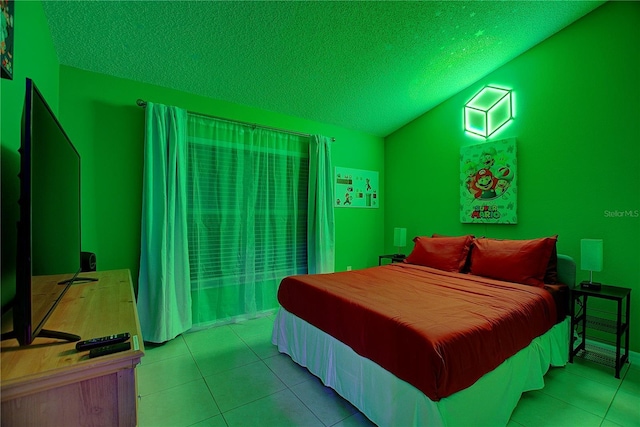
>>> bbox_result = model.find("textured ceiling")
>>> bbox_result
[42,1,604,137]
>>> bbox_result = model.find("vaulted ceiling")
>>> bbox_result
[42,1,604,136]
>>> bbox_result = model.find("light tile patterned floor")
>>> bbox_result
[138,314,640,427]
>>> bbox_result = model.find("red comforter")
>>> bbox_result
[277,263,558,401]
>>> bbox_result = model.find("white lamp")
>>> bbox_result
[580,239,603,290]
[393,227,407,256]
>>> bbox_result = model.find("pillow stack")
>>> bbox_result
[469,236,558,287]
[403,233,558,287]
[403,235,474,273]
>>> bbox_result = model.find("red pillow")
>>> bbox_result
[469,236,558,287]
[431,233,475,239]
[404,235,474,272]
[432,233,476,272]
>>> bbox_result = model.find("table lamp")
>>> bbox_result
[580,238,603,290]
[394,227,407,256]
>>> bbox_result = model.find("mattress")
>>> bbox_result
[277,263,560,401]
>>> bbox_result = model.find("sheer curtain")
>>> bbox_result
[187,116,310,328]
[308,135,335,274]
[137,102,193,343]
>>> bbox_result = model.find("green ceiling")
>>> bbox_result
[42,1,604,137]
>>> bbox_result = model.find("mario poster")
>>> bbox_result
[334,167,379,208]
[460,138,517,224]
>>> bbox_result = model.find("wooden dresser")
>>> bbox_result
[1,269,145,426]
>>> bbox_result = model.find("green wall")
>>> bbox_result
[1,1,60,307]
[5,0,637,354]
[1,0,384,311]
[385,2,640,351]
[58,67,385,292]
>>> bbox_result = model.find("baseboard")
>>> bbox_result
[188,308,278,333]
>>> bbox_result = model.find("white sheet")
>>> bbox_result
[272,307,569,427]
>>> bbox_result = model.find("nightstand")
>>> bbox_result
[379,254,406,266]
[570,284,631,378]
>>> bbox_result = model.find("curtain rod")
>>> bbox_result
[136,99,335,142]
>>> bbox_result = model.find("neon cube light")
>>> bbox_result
[464,86,513,138]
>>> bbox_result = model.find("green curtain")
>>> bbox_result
[187,116,310,328]
[137,102,193,343]
[308,135,335,274]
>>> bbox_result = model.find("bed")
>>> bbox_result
[272,235,575,426]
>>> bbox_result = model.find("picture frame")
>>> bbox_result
[1,0,14,80]
[460,138,517,224]
[334,167,379,208]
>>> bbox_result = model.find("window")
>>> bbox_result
[186,117,308,324]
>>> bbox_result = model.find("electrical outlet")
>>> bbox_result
[346,266,352,271]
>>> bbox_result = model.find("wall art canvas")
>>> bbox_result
[1,0,14,80]
[460,138,517,224]
[335,167,379,208]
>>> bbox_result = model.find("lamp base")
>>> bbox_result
[580,281,602,290]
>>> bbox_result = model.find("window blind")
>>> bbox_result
[186,136,309,290]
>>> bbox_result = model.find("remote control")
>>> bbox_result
[89,342,132,358]
[76,332,130,351]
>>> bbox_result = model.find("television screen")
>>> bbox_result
[30,83,81,276]
[11,78,82,345]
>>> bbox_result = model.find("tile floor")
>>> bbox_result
[138,314,640,427]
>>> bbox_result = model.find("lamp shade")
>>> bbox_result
[581,239,603,272]
[393,228,407,248]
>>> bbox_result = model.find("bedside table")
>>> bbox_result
[379,254,406,266]
[570,284,631,378]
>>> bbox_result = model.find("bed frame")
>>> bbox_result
[272,255,576,426]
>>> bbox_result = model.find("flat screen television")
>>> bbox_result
[1,78,94,346]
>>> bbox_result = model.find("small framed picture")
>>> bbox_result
[1,0,14,80]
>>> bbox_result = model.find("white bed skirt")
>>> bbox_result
[272,307,569,427]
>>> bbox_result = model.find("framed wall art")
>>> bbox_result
[1,0,14,80]
[460,138,517,224]
[335,167,379,208]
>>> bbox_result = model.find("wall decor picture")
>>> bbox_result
[460,138,517,224]
[1,0,14,80]
[335,167,379,208]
